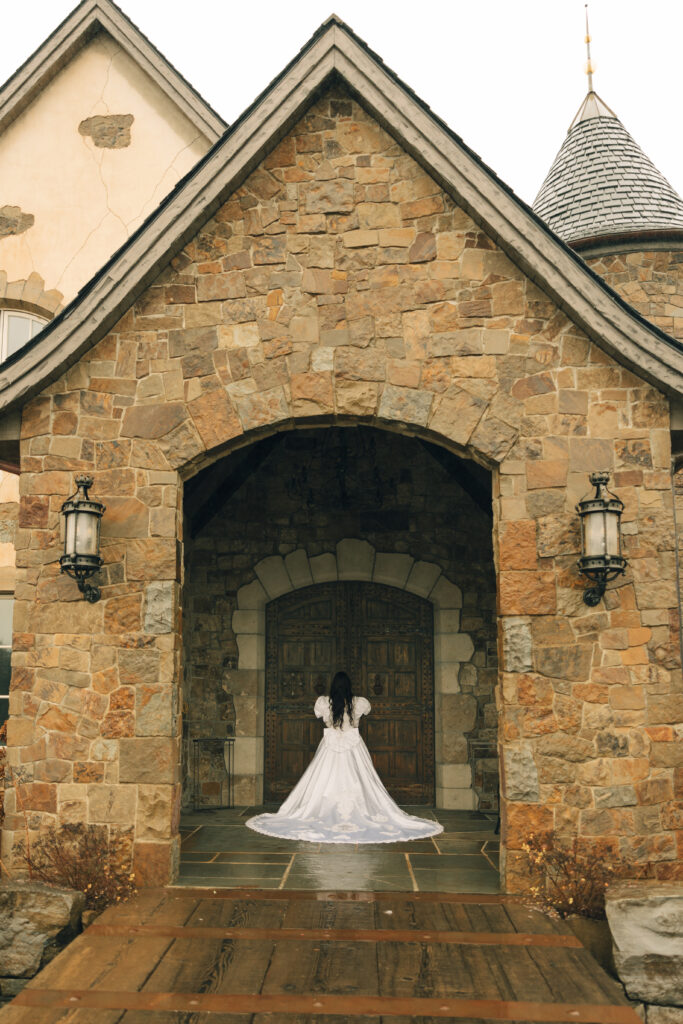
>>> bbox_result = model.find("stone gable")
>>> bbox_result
[3,88,680,889]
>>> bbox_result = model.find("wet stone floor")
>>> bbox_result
[178,807,500,892]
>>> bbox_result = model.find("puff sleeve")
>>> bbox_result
[354,696,371,719]
[314,695,330,723]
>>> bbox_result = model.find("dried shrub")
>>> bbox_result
[31,824,137,913]
[522,831,654,920]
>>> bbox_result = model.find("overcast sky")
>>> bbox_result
[2,0,681,205]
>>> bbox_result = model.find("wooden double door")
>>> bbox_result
[264,581,435,804]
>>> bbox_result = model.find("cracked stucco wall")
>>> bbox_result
[0,32,211,306]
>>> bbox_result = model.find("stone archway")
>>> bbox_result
[230,538,478,810]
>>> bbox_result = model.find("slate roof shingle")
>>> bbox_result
[533,92,683,246]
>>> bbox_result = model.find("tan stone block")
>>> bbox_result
[290,372,334,413]
[87,784,136,824]
[343,230,379,248]
[499,572,556,615]
[104,593,142,634]
[188,388,241,449]
[126,539,177,581]
[136,785,173,840]
[334,380,379,416]
[498,520,537,570]
[133,839,175,887]
[119,738,177,784]
[121,404,187,440]
[428,388,486,447]
[526,460,568,490]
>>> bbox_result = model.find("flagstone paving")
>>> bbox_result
[178,808,500,893]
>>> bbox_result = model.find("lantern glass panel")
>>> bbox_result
[584,509,607,558]
[75,510,99,556]
[65,511,77,558]
[605,510,620,557]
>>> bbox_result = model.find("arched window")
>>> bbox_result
[0,309,47,362]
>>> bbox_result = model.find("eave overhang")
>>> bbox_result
[0,0,226,142]
[2,15,683,417]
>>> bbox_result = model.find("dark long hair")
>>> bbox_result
[330,671,354,728]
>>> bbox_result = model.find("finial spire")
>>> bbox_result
[585,5,594,92]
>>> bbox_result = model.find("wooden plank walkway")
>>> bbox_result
[2,887,640,1023]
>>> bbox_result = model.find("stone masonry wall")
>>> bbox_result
[3,87,681,889]
[586,249,683,342]
[183,427,498,808]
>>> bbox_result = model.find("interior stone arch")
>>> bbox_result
[231,539,479,810]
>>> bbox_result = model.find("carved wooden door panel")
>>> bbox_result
[351,585,435,804]
[265,584,343,802]
[265,582,434,804]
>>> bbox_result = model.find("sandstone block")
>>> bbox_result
[284,550,314,589]
[373,552,413,589]
[502,617,532,672]
[136,785,173,841]
[435,632,474,663]
[499,571,556,615]
[310,553,338,583]
[305,179,354,213]
[119,738,176,784]
[437,763,472,789]
[379,384,433,426]
[121,403,187,439]
[502,745,539,802]
[143,581,175,634]
[441,693,478,733]
[87,784,136,824]
[334,379,379,416]
[254,555,293,598]
[429,388,486,447]
[533,644,592,681]
[406,561,441,597]
[236,633,265,670]
[337,538,374,580]
[430,576,463,610]
[236,579,268,610]
[136,685,172,737]
[232,610,265,635]
[606,882,683,1007]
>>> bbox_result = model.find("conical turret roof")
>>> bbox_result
[533,90,683,248]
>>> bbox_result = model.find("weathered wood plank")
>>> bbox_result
[262,938,380,997]
[282,896,376,930]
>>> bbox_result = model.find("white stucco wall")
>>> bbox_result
[0,31,211,306]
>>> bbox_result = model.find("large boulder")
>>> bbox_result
[606,882,683,1007]
[0,881,84,977]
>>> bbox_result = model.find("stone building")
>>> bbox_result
[0,3,682,890]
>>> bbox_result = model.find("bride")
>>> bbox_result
[246,671,443,843]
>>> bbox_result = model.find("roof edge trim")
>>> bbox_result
[0,0,226,141]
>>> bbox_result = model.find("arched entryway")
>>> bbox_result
[181,424,497,817]
[264,580,435,804]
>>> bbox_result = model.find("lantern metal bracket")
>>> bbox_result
[77,578,101,603]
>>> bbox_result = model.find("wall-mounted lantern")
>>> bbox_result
[576,471,626,606]
[60,475,105,603]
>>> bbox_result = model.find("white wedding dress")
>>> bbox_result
[246,696,443,843]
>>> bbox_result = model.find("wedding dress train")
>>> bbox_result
[246,695,443,843]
